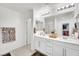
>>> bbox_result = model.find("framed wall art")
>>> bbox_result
[1,27,16,43]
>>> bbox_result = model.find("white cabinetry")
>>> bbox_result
[38,37,53,56]
[45,46,53,56]
[33,36,79,56]
[52,44,64,56]
[66,48,79,56]
[42,39,53,56]
[34,36,40,50]
[39,38,46,54]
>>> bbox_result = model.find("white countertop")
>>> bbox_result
[34,34,79,45]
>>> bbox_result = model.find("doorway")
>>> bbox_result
[26,18,33,45]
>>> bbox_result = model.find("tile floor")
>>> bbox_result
[10,45,36,56]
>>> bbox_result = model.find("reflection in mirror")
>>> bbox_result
[72,14,79,39]
[35,20,45,35]
[36,20,44,31]
[45,16,55,34]
[34,16,55,36]
[75,14,79,30]
[62,23,69,36]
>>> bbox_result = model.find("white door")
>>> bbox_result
[26,18,32,45]
[26,20,28,45]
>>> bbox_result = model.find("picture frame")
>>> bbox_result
[1,27,16,43]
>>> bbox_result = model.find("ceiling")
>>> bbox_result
[0,3,57,12]
[0,3,76,13]
[0,3,46,12]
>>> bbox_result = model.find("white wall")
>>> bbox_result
[0,6,33,55]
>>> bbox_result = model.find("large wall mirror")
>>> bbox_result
[34,11,76,38]
[36,20,44,31]
[45,16,55,34]
[34,16,55,35]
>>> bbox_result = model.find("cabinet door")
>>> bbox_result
[44,39,53,56]
[40,38,53,56]
[34,37,40,50]
[53,44,64,56]
[39,38,46,54]
[40,38,52,56]
[44,45,53,56]
[66,48,79,56]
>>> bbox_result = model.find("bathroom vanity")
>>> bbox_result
[33,8,79,56]
[33,35,79,56]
